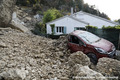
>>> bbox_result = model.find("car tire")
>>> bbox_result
[87,53,98,64]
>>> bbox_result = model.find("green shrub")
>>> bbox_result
[34,22,46,34]
[86,25,98,29]
[102,25,120,29]
[50,24,55,35]
[43,9,63,24]
[115,25,120,29]
[37,11,43,15]
[32,3,42,14]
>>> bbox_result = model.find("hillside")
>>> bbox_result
[16,0,110,20]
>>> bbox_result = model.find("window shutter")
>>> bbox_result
[54,27,56,34]
[64,27,66,34]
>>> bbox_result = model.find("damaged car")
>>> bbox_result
[67,30,117,64]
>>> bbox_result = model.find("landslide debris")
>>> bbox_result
[0,28,106,80]
[96,58,120,80]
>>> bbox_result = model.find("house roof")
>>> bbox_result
[46,15,89,25]
[46,11,119,26]
[74,11,119,25]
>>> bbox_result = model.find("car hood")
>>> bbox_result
[91,38,113,52]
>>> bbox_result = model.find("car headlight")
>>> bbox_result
[95,47,107,54]
[112,45,116,51]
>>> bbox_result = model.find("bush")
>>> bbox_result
[32,22,46,35]
[50,24,55,35]
[32,3,42,14]
[86,25,98,29]
[115,25,120,29]
[102,25,120,29]
[43,9,63,23]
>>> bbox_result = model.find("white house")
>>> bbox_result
[46,11,119,35]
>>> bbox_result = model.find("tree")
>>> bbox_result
[43,9,63,23]
[75,0,84,11]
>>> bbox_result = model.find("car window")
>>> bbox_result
[78,32,100,44]
[70,35,79,44]
[70,35,84,45]
[79,40,84,45]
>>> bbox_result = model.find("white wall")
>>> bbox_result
[47,16,87,35]
[73,12,117,28]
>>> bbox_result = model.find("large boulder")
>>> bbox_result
[68,51,91,66]
[71,64,107,80]
[96,58,120,79]
[0,68,28,80]
[0,0,16,27]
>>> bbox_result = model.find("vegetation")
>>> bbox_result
[50,24,55,35]
[16,0,110,20]
[86,25,98,29]
[102,25,120,29]
[33,22,46,35]
[115,19,120,24]
[86,25,120,30]
[32,2,42,14]
[43,9,63,24]
[33,9,62,34]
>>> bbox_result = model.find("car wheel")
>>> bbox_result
[87,53,98,64]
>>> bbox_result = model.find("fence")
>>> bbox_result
[87,28,120,50]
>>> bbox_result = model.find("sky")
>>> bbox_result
[84,0,120,20]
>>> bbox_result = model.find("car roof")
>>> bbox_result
[70,30,87,35]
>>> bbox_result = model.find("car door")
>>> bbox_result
[68,35,84,52]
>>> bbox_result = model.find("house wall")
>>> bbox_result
[47,16,87,35]
[73,12,117,28]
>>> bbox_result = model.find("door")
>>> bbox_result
[68,35,85,52]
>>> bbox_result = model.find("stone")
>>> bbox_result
[0,75,4,80]
[0,41,7,48]
[0,61,6,69]
[0,68,28,80]
[68,51,91,66]
[96,58,120,79]
[71,64,107,80]
[26,17,32,21]
[0,0,16,27]
[10,21,29,33]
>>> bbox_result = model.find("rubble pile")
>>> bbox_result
[68,51,91,66]
[15,6,41,31]
[0,28,106,80]
[71,64,107,80]
[96,58,120,79]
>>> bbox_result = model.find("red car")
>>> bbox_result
[67,30,116,64]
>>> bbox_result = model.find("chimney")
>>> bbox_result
[71,7,73,15]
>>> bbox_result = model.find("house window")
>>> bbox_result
[56,26,64,33]
[74,27,86,31]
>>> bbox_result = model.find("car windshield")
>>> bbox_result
[78,31,101,44]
